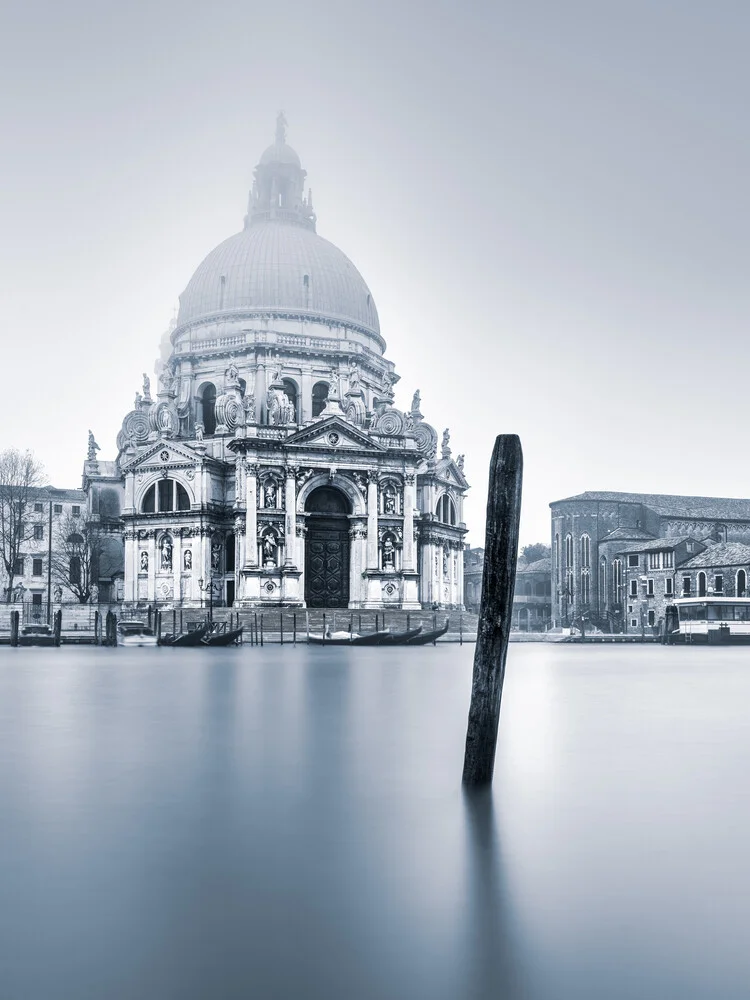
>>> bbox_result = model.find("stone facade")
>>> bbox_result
[464,549,552,629]
[551,490,750,628]
[89,120,468,610]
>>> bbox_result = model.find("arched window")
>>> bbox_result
[599,556,608,610]
[200,383,217,435]
[565,534,573,567]
[580,534,591,569]
[141,479,191,514]
[612,558,623,604]
[436,494,457,525]
[312,381,329,418]
[581,570,590,605]
[282,379,299,423]
[554,533,560,582]
[698,571,707,597]
[738,569,747,598]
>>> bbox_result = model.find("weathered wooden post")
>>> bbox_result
[462,435,523,786]
[260,614,264,646]
[10,610,19,647]
[156,611,162,644]
[322,613,327,644]
[293,613,297,646]
[280,612,284,645]
[54,609,62,647]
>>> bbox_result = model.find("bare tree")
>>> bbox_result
[50,512,104,604]
[0,449,46,603]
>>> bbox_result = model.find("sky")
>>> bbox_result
[1,0,749,547]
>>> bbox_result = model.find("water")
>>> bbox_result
[1,643,749,999]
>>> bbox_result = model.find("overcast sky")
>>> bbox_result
[1,1,748,546]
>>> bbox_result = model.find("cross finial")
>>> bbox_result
[275,110,287,144]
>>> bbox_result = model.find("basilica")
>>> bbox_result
[84,116,468,610]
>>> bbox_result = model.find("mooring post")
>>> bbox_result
[322,613,327,645]
[280,612,284,645]
[54,609,62,647]
[260,614,264,647]
[10,610,19,647]
[462,434,523,786]
[433,612,437,646]
[459,614,463,646]
[156,611,162,644]
[293,613,297,646]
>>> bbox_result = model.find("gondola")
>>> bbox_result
[379,626,423,644]
[117,621,158,647]
[202,624,244,646]
[307,629,392,645]
[159,622,212,647]
[403,618,450,645]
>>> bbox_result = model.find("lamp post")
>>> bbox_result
[198,576,215,622]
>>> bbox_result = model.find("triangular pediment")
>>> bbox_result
[435,458,469,490]
[122,440,204,473]
[284,416,387,453]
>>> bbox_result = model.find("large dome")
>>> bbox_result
[176,221,380,336]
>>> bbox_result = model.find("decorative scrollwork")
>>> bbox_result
[413,421,438,459]
[372,408,404,437]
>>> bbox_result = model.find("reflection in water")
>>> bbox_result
[2,644,750,998]
[462,786,526,998]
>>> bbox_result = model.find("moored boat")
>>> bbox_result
[665,597,750,644]
[403,618,450,645]
[202,623,244,646]
[159,622,212,647]
[18,624,57,647]
[117,621,158,647]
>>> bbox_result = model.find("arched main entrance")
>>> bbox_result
[305,486,350,607]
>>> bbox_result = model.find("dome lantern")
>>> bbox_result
[245,113,316,232]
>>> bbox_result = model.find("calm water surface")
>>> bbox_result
[1,643,749,999]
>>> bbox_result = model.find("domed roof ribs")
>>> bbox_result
[244,114,316,232]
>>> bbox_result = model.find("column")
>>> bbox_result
[284,469,296,566]
[256,361,267,424]
[147,533,156,603]
[403,473,416,571]
[366,474,379,570]
[245,464,258,567]
[173,532,182,603]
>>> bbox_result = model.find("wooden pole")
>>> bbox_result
[462,434,523,786]
[260,614,264,646]
[280,612,284,645]
[54,609,62,647]
[10,610,19,647]
[293,613,296,646]
[322,613,326,644]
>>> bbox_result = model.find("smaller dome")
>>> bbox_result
[259,141,301,167]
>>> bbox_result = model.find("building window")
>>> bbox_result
[599,556,607,610]
[312,381,329,418]
[32,558,43,576]
[200,383,217,435]
[630,580,638,597]
[14,558,24,576]
[628,555,639,568]
[683,576,691,596]
[628,605,633,614]
[34,502,43,513]
[648,552,661,569]
[436,495,457,525]
[663,551,674,568]
[631,618,638,628]
[647,579,654,596]
[580,534,590,569]
[53,504,62,514]
[554,534,560,582]
[613,559,623,604]
[33,524,43,541]
[737,569,747,598]
[686,541,694,553]
[72,505,81,517]
[141,479,191,514]
[698,572,707,597]
[714,575,723,594]
[565,534,573,568]
[648,610,655,627]
[665,578,673,596]
[580,570,590,605]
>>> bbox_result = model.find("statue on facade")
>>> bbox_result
[411,390,421,412]
[267,386,295,425]
[87,430,100,461]
[211,541,221,572]
[160,535,173,571]
[142,373,151,401]
[349,362,360,392]
[183,548,192,571]
[140,551,148,572]
[225,359,240,387]
[382,536,395,569]
[442,428,450,452]
[383,490,396,515]
[195,421,204,442]
[457,454,465,473]
[243,392,256,425]
[134,391,143,409]
[264,483,277,508]
[53,585,63,603]
[263,530,278,565]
